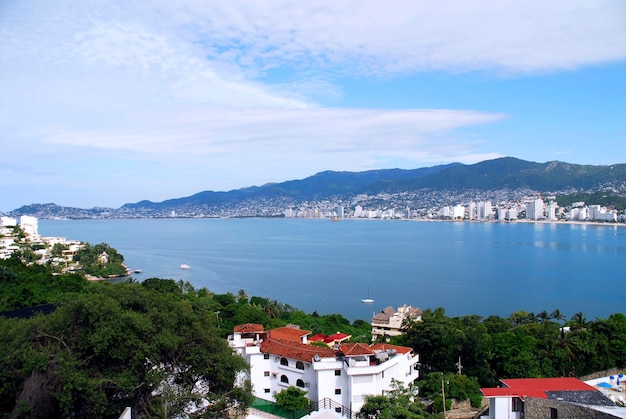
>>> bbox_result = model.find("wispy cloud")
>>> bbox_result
[0,0,624,209]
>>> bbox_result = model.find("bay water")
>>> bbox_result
[39,218,626,322]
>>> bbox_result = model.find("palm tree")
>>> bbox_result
[570,312,589,331]
[537,311,549,324]
[237,289,249,304]
[550,309,566,324]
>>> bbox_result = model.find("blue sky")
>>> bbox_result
[1,1,625,211]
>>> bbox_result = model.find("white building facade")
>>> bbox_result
[228,324,420,414]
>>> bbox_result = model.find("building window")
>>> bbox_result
[264,353,270,359]
[264,388,270,393]
[335,388,341,395]
[296,361,305,370]
[280,357,289,366]
[335,369,341,376]
[296,379,305,388]
[513,398,523,412]
[280,375,289,384]
[550,408,557,419]
[264,371,270,377]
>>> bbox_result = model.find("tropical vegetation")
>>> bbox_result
[3,252,626,417]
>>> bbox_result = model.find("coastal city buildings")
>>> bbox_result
[0,216,83,267]
[228,323,420,414]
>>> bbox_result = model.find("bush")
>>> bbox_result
[470,393,483,408]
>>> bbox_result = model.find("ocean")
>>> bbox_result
[39,218,626,322]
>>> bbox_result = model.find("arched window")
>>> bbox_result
[296,361,305,370]
[296,379,305,388]
[280,375,289,384]
[280,357,289,366]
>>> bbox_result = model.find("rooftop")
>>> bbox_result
[481,377,607,400]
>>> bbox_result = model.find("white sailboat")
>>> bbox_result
[361,288,374,303]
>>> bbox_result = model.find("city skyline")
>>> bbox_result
[2,1,625,211]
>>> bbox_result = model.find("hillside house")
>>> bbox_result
[228,323,420,413]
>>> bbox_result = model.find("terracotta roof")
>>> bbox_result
[268,326,311,342]
[370,343,413,355]
[233,323,265,333]
[260,337,336,363]
[340,342,375,356]
[481,378,598,400]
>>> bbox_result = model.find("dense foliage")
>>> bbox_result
[0,260,370,417]
[401,308,626,388]
[0,257,87,311]
[73,242,128,277]
[358,380,438,419]
[4,256,626,417]
[0,263,252,418]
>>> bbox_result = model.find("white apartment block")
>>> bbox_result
[228,324,420,414]
[525,199,544,220]
[453,205,465,219]
[371,305,422,341]
[570,207,589,221]
[19,215,39,238]
[477,201,492,220]
[0,217,17,227]
[589,205,618,222]
[468,202,477,220]
[546,202,558,220]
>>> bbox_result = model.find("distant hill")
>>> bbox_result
[8,157,626,218]
[120,163,460,210]
[366,157,626,193]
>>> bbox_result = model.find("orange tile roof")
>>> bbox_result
[261,337,337,363]
[233,323,265,333]
[268,326,311,342]
[481,378,598,400]
[370,343,413,355]
[340,343,375,356]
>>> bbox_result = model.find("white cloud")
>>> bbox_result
[138,0,626,76]
[1,0,624,210]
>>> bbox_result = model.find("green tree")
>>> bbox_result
[275,386,309,418]
[358,380,436,419]
[0,281,251,418]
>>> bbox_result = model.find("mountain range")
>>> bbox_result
[8,157,626,219]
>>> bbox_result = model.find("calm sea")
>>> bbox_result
[39,218,626,322]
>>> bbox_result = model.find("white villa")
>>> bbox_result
[228,323,420,414]
[371,305,422,341]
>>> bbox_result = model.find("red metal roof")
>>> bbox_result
[324,333,351,343]
[309,334,327,342]
[481,378,598,400]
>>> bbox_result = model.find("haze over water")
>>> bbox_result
[40,218,626,322]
